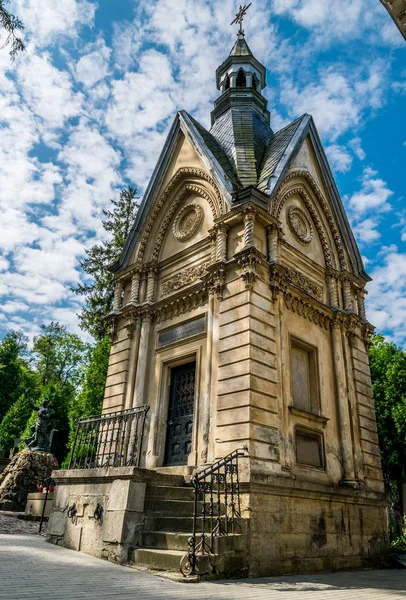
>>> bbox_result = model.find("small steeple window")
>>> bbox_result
[236,69,246,88]
[224,74,230,90]
[252,73,259,90]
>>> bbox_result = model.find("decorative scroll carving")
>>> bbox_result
[236,246,263,290]
[203,263,227,300]
[269,263,288,303]
[287,205,313,244]
[173,203,203,242]
[155,288,209,323]
[284,293,331,330]
[285,267,323,300]
[161,262,209,297]
[137,168,225,262]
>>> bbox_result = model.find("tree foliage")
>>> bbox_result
[72,187,139,341]
[0,393,32,454]
[0,0,25,60]
[369,334,406,513]
[32,322,89,387]
[0,330,36,421]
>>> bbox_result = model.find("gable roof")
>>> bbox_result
[115,108,368,281]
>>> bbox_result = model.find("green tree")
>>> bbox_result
[0,0,25,59]
[0,392,32,454]
[72,187,139,341]
[0,330,35,421]
[63,336,110,467]
[369,334,406,517]
[32,322,89,387]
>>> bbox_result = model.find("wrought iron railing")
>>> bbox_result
[180,447,248,577]
[69,406,149,470]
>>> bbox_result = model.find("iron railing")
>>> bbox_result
[69,406,149,470]
[180,447,247,577]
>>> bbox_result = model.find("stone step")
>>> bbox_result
[144,515,234,533]
[144,498,198,516]
[132,548,211,573]
[148,472,187,488]
[154,466,195,479]
[146,485,195,501]
[140,530,245,553]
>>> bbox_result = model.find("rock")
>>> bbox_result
[0,450,58,512]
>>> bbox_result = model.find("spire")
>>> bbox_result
[209,6,272,188]
[229,32,253,57]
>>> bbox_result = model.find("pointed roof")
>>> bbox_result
[210,106,273,187]
[229,34,253,57]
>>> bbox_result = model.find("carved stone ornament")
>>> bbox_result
[285,268,323,301]
[173,202,203,242]
[287,205,313,244]
[161,262,209,297]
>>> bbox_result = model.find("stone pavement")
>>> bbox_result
[0,511,42,535]
[0,534,405,600]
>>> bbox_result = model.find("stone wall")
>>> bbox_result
[246,482,390,577]
[46,467,149,563]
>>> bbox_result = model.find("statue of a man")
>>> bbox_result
[25,390,51,452]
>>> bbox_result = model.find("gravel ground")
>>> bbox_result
[0,511,45,535]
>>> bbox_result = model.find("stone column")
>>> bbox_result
[327,274,339,309]
[243,208,256,247]
[230,73,237,87]
[209,230,217,264]
[343,278,353,312]
[146,262,158,303]
[216,224,228,262]
[134,311,153,406]
[130,268,142,305]
[267,225,279,262]
[357,289,366,320]
[246,72,253,87]
[201,290,215,464]
[113,280,123,312]
[331,318,356,484]
[125,315,142,409]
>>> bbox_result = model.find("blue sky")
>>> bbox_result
[0,0,405,344]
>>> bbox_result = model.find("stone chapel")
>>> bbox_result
[47,27,389,577]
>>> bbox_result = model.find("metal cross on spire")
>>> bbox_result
[230,3,252,35]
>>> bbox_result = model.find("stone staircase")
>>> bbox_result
[130,473,246,578]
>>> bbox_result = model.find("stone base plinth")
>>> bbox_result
[25,492,54,518]
[46,467,152,564]
[244,474,390,577]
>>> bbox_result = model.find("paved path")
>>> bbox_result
[0,534,405,600]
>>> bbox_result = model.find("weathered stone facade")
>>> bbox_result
[47,30,389,576]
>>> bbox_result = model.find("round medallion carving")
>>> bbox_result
[173,202,203,242]
[287,205,313,244]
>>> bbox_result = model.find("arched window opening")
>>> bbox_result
[236,69,246,88]
[253,73,259,90]
[224,74,230,90]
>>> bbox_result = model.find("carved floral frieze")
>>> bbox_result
[285,267,323,301]
[161,262,209,297]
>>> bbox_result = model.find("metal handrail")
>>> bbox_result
[69,405,149,470]
[180,447,248,577]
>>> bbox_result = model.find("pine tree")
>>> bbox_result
[0,0,25,60]
[73,187,139,341]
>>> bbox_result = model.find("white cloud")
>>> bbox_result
[347,167,393,214]
[349,137,366,160]
[353,217,381,244]
[281,62,387,141]
[326,144,353,173]
[75,39,111,88]
[15,0,97,47]
[367,248,406,344]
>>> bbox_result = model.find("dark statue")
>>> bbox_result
[24,390,51,452]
